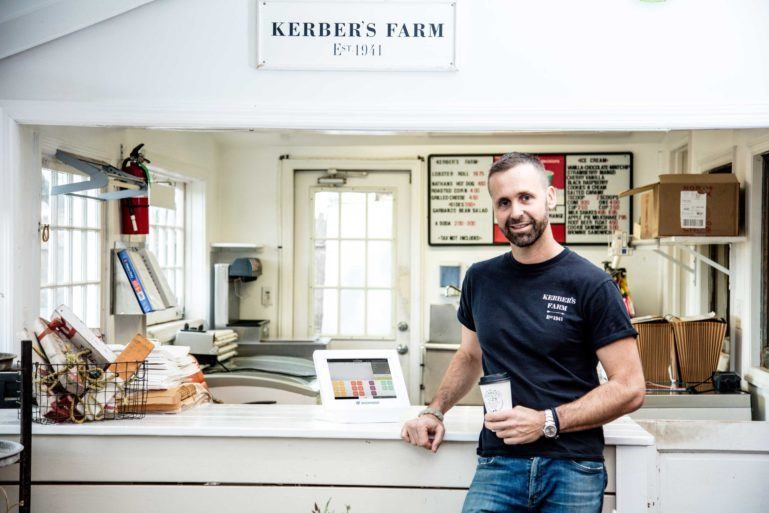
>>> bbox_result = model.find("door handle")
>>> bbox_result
[396,344,409,355]
[397,322,409,332]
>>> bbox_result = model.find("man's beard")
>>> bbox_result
[501,212,549,247]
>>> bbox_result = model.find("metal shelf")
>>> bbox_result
[632,236,746,247]
[631,235,746,284]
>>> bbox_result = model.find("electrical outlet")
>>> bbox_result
[261,286,272,306]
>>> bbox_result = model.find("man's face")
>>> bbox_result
[488,163,557,247]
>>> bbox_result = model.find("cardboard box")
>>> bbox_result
[619,174,740,238]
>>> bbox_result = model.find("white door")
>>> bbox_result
[294,170,413,393]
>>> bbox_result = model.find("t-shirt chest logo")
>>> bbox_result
[542,293,576,322]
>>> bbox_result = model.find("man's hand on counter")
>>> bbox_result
[401,414,445,453]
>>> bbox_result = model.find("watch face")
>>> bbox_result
[544,424,557,438]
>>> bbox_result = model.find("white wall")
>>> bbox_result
[213,131,666,342]
[2,0,769,130]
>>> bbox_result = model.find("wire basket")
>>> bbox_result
[31,361,148,424]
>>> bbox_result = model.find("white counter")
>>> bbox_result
[0,404,654,443]
[0,405,654,513]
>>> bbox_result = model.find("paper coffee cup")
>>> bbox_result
[479,373,513,413]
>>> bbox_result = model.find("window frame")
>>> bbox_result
[146,179,187,323]
[761,154,769,369]
[39,160,107,330]
[308,186,398,340]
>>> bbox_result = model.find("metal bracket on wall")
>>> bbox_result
[631,236,746,286]
[51,149,148,201]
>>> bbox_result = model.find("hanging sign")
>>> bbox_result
[428,153,632,246]
[256,1,457,71]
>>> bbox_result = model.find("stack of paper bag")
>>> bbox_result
[670,314,727,384]
[631,316,677,385]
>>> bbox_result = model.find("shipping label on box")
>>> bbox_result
[680,190,707,229]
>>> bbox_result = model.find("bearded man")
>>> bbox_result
[401,152,645,513]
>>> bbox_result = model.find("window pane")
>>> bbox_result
[314,288,338,335]
[166,206,175,226]
[46,230,56,286]
[72,196,85,227]
[340,192,366,238]
[40,243,49,285]
[55,174,71,226]
[314,191,339,239]
[72,285,85,321]
[166,270,176,295]
[86,198,100,228]
[71,231,83,282]
[40,288,52,319]
[340,240,365,287]
[175,269,184,305]
[86,231,99,281]
[339,289,365,335]
[175,229,184,267]
[314,239,339,287]
[367,192,393,239]
[86,285,99,328]
[367,240,392,288]
[155,207,166,226]
[157,228,167,267]
[167,228,175,267]
[55,287,69,311]
[56,230,71,284]
[367,290,392,336]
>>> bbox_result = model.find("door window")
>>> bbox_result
[312,190,395,338]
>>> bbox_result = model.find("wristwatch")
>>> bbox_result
[418,407,445,422]
[543,408,558,439]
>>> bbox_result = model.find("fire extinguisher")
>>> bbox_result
[120,144,151,235]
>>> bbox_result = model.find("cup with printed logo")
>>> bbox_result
[478,373,513,413]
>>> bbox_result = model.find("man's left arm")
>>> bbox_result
[485,337,645,443]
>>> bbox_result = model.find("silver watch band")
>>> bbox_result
[418,407,444,422]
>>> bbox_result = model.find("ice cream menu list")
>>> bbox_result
[428,153,632,245]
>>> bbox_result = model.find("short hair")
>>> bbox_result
[488,152,549,190]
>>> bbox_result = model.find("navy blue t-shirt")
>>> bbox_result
[457,248,638,461]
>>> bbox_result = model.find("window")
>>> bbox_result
[40,166,103,328]
[146,183,185,313]
[311,190,395,338]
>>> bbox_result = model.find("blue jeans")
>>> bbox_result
[461,455,607,513]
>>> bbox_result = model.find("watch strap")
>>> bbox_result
[550,407,560,434]
[418,407,444,422]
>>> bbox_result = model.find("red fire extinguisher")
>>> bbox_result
[120,144,151,235]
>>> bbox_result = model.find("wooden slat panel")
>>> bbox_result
[0,435,616,492]
[0,485,616,513]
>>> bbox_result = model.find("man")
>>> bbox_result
[401,152,645,513]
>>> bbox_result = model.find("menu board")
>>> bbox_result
[428,153,632,245]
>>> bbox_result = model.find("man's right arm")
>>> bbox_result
[428,325,484,413]
[401,325,483,452]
